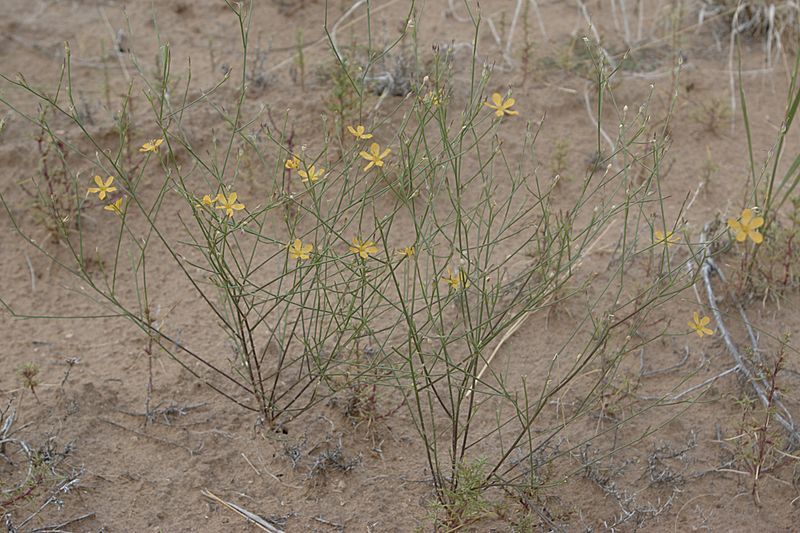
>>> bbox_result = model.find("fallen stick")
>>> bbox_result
[639,366,739,402]
[696,225,800,446]
[30,512,96,532]
[314,515,345,529]
[669,366,738,401]
[202,489,284,533]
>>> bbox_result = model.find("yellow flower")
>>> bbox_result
[727,208,764,244]
[104,197,124,216]
[396,246,415,257]
[442,267,469,290]
[288,239,313,261]
[359,142,391,171]
[425,90,443,107]
[484,92,518,117]
[285,155,300,170]
[347,125,373,140]
[139,138,164,153]
[298,165,324,183]
[688,311,714,338]
[87,175,117,200]
[349,237,379,259]
[195,194,217,209]
[654,230,680,247]
[215,192,245,218]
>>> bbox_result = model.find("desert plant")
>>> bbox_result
[19,113,80,243]
[0,2,767,529]
[16,363,40,401]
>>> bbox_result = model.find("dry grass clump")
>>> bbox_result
[702,0,800,55]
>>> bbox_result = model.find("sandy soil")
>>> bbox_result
[2,0,800,531]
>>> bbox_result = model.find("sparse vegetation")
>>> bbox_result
[2,0,800,530]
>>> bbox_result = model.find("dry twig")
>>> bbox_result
[695,224,800,446]
[202,489,284,533]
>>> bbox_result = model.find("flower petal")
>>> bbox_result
[491,93,503,106]
[741,208,752,224]
[749,230,763,244]
[750,216,764,229]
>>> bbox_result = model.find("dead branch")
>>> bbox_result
[29,512,96,532]
[695,224,800,447]
[202,489,284,533]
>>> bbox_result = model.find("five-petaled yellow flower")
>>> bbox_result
[727,208,764,244]
[396,246,415,257]
[484,92,518,117]
[359,142,391,171]
[87,175,117,200]
[139,138,164,153]
[215,192,245,218]
[104,197,124,216]
[442,267,469,290]
[688,311,714,338]
[201,194,216,206]
[349,237,379,259]
[347,125,373,140]
[654,230,680,247]
[285,155,300,170]
[298,165,324,183]
[288,239,313,262]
